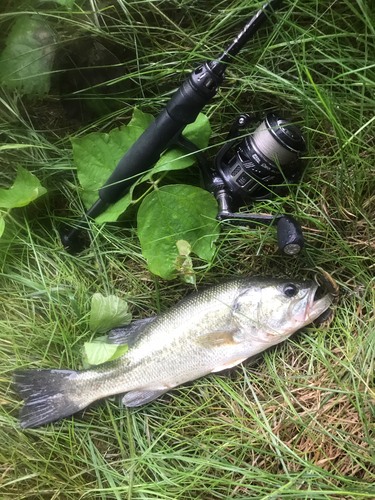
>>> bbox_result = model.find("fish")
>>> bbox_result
[13,276,334,429]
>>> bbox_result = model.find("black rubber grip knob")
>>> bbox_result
[276,215,304,255]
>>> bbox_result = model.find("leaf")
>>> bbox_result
[0,15,55,95]
[139,113,212,181]
[182,113,211,150]
[0,218,5,238]
[72,110,211,224]
[83,339,128,366]
[71,125,144,212]
[128,107,154,130]
[137,185,220,279]
[89,293,132,334]
[0,166,47,209]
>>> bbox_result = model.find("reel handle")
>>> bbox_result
[214,188,304,255]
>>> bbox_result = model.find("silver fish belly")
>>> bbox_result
[13,277,334,428]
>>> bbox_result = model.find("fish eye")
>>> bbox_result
[283,284,298,298]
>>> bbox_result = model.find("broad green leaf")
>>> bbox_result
[0,166,47,209]
[128,108,154,130]
[128,108,210,145]
[89,293,132,334]
[71,125,144,210]
[95,146,195,224]
[137,185,219,279]
[140,147,195,182]
[141,114,211,180]
[95,188,133,224]
[83,339,128,366]
[182,113,211,150]
[72,110,211,224]
[0,218,5,238]
[0,15,55,95]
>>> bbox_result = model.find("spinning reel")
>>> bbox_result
[196,112,306,255]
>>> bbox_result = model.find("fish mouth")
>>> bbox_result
[305,273,338,325]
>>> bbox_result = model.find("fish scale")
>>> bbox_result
[13,276,334,428]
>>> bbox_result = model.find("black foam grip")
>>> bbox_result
[99,109,183,203]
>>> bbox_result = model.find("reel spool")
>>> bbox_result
[216,112,306,200]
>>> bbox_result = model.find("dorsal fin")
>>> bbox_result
[106,316,156,346]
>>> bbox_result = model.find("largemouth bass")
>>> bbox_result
[13,277,333,428]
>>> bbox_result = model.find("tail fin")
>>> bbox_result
[13,369,84,428]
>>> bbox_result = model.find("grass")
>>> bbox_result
[1,0,375,498]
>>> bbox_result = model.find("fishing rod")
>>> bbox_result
[61,0,305,255]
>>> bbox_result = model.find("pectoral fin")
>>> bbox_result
[122,388,169,407]
[195,329,240,348]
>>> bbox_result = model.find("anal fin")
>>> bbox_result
[211,357,247,373]
[122,388,169,407]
